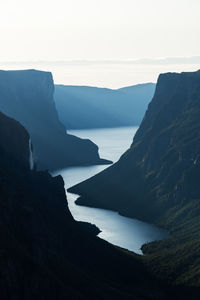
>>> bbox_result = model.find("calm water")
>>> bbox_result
[53,127,169,254]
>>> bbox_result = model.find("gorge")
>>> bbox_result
[69,70,200,288]
[0,96,175,300]
[53,127,169,254]
[0,68,199,298]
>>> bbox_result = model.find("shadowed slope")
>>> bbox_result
[54,83,155,129]
[0,69,111,170]
[0,111,173,299]
[69,70,200,287]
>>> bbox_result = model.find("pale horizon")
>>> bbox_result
[0,57,199,89]
[1,0,200,87]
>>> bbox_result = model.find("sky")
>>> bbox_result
[0,0,199,87]
[0,0,200,61]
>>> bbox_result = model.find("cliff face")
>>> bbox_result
[70,70,200,220]
[0,69,110,170]
[69,70,200,286]
[0,112,170,299]
[54,83,155,129]
[0,111,30,170]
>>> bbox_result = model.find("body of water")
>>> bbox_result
[53,127,169,254]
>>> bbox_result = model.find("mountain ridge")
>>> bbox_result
[54,82,155,129]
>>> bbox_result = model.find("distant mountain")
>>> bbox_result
[0,70,110,170]
[54,83,155,129]
[69,70,200,287]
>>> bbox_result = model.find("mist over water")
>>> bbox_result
[53,127,169,254]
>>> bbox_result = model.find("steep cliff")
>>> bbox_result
[0,111,174,299]
[0,111,30,170]
[54,83,155,129]
[0,69,110,170]
[69,70,200,287]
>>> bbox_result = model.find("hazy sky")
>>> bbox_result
[0,0,200,61]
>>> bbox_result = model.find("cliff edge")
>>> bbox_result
[0,69,111,170]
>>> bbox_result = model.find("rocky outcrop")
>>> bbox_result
[0,69,110,170]
[0,111,30,170]
[78,221,101,235]
[54,83,155,129]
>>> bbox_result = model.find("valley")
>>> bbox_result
[53,127,169,254]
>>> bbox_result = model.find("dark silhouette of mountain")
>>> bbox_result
[69,70,200,288]
[0,69,111,170]
[0,110,177,299]
[54,83,155,129]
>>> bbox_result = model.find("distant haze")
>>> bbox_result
[1,0,200,87]
[0,59,199,88]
